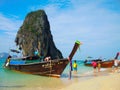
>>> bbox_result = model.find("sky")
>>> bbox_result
[0,0,120,60]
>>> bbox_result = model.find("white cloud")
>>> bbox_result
[0,34,16,52]
[4,31,17,37]
[0,13,22,52]
[42,1,120,59]
[0,13,22,33]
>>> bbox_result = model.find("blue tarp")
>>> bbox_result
[10,61,25,65]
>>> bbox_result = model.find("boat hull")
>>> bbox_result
[84,60,114,68]
[5,59,69,77]
[100,60,114,68]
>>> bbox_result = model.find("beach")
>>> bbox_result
[6,68,120,90]
[59,68,120,90]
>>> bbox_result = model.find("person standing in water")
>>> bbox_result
[113,59,119,73]
[73,60,77,74]
[92,60,97,73]
[97,61,101,72]
[34,48,39,56]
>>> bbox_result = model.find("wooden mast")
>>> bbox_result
[115,52,120,59]
[68,40,81,61]
[68,40,81,79]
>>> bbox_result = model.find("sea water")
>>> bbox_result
[0,58,93,90]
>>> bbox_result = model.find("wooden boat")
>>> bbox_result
[84,59,102,67]
[4,41,81,77]
[84,52,120,68]
[100,60,114,68]
[100,52,120,68]
[84,59,114,68]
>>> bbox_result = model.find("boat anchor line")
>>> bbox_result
[49,60,52,76]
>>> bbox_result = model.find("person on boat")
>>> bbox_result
[92,60,97,73]
[97,61,101,72]
[44,56,51,61]
[84,60,88,63]
[34,48,39,56]
[5,55,12,66]
[113,59,119,73]
[73,60,77,74]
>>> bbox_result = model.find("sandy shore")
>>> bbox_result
[1,68,120,90]
[59,68,120,90]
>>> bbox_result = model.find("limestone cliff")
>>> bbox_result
[15,10,63,59]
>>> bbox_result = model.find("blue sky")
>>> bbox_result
[0,0,120,60]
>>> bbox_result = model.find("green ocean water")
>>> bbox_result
[0,58,93,90]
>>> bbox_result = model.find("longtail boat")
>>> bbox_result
[84,52,120,68]
[4,41,81,77]
[100,60,114,68]
[84,59,114,68]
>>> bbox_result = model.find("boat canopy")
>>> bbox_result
[10,49,20,53]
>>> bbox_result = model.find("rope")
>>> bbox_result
[49,60,52,77]
[78,46,81,53]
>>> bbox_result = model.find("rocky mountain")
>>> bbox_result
[15,10,63,59]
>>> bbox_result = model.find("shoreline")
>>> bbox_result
[59,67,120,90]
